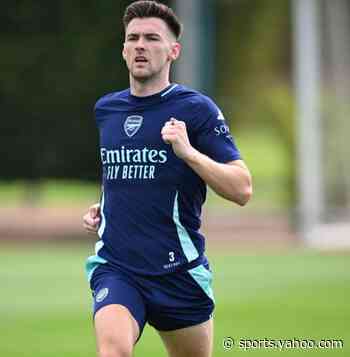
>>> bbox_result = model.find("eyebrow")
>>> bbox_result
[127,32,161,38]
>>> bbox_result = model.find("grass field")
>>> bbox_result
[0,243,348,356]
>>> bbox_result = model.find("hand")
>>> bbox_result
[83,203,101,234]
[161,118,197,161]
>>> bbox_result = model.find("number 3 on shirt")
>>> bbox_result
[169,251,175,262]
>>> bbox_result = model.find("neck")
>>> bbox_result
[130,74,170,97]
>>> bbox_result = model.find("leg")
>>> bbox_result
[94,304,139,357]
[158,318,213,357]
[89,266,147,357]
[143,262,215,357]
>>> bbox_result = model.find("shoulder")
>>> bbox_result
[94,89,129,112]
[93,89,132,121]
[173,85,222,117]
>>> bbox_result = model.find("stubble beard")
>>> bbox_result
[131,71,152,83]
[130,65,163,84]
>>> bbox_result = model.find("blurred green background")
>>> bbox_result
[1,0,349,356]
[0,0,294,209]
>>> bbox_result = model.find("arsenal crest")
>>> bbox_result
[124,115,143,137]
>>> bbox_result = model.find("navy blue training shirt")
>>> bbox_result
[86,84,241,278]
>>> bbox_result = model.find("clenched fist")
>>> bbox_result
[161,118,196,161]
[83,203,101,234]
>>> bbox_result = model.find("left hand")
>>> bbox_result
[161,118,196,161]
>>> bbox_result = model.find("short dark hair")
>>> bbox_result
[123,1,183,40]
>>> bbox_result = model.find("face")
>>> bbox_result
[123,17,181,82]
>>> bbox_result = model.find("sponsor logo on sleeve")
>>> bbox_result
[214,123,234,142]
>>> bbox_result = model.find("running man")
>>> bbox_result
[83,1,252,356]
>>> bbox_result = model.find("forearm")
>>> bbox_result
[161,118,252,205]
[185,149,252,205]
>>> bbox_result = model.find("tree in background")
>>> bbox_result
[0,0,294,208]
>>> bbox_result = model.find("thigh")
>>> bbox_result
[90,265,147,343]
[95,304,139,356]
[158,318,213,357]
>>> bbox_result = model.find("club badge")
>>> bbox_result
[124,115,143,137]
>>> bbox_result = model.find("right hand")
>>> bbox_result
[83,203,101,234]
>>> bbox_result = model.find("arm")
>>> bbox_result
[186,154,252,206]
[161,119,252,206]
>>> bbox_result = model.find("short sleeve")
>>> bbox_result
[192,96,241,163]
[94,93,113,125]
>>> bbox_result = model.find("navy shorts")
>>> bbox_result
[89,262,215,337]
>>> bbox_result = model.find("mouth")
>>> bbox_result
[134,56,148,64]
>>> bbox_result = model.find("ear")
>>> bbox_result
[169,42,181,61]
[122,43,127,61]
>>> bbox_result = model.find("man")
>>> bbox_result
[83,1,252,356]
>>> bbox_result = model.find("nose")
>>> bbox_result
[135,37,146,51]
